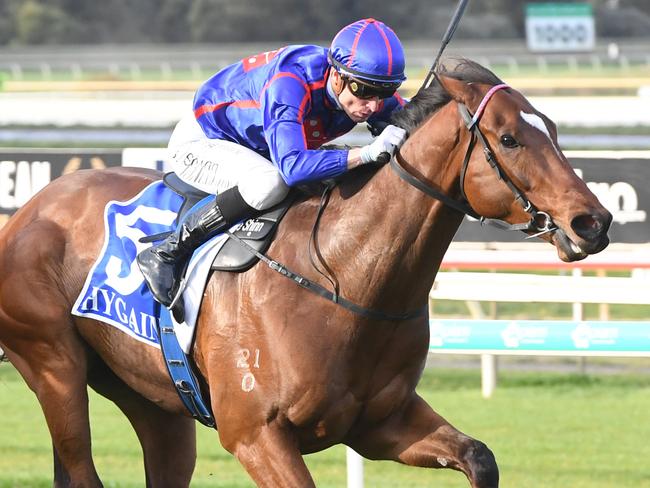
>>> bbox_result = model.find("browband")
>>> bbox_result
[466,83,510,129]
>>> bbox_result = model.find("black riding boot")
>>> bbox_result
[137,186,256,307]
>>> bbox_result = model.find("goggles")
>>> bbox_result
[344,76,400,100]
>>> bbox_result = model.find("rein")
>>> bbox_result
[226,224,427,322]
[226,83,557,322]
[392,84,557,238]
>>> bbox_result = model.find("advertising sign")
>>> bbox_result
[429,319,650,356]
[0,150,121,224]
[1,149,648,243]
[525,3,595,52]
[454,153,650,244]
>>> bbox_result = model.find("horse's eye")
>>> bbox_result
[500,134,519,148]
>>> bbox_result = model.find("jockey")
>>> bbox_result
[137,18,409,308]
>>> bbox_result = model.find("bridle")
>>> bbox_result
[390,83,557,239]
[231,82,560,323]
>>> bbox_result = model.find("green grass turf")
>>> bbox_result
[1,362,649,487]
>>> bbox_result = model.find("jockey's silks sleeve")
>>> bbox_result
[261,74,347,186]
[192,45,406,187]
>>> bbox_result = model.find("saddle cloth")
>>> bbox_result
[72,177,289,353]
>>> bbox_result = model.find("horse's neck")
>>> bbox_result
[326,106,467,313]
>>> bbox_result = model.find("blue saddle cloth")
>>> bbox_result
[72,181,184,347]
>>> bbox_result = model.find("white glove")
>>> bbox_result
[360,125,407,164]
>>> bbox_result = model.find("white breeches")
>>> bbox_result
[167,112,289,210]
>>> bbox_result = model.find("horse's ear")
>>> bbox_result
[330,68,345,96]
[437,74,482,107]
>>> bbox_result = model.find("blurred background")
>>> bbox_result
[1,1,650,487]
[1,0,649,148]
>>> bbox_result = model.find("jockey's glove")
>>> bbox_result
[360,124,407,164]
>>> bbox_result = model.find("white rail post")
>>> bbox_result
[481,354,497,398]
[466,298,497,399]
[346,447,364,488]
[572,268,587,374]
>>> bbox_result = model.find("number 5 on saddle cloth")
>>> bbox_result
[72,173,294,426]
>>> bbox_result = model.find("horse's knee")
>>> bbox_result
[463,439,499,488]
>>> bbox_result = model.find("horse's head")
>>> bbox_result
[396,58,611,262]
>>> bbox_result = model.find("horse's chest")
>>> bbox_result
[290,390,363,449]
[288,372,413,448]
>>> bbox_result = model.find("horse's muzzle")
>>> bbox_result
[570,210,612,254]
[552,209,612,261]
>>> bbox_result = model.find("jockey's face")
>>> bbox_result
[331,70,381,123]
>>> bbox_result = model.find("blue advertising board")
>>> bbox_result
[429,319,650,356]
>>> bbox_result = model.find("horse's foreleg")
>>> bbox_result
[123,405,196,488]
[351,394,499,488]
[88,363,197,488]
[224,424,315,488]
[53,447,72,486]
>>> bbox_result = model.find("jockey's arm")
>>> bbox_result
[262,77,407,184]
[262,75,349,186]
[346,148,365,169]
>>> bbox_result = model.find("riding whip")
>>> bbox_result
[420,0,471,91]
[375,0,471,165]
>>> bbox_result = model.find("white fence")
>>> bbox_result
[347,246,650,487]
[2,40,650,80]
[431,269,650,306]
[431,247,650,398]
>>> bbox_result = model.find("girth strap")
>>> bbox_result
[156,303,215,427]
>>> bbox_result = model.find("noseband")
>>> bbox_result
[391,83,557,238]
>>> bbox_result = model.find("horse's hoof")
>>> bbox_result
[465,440,499,488]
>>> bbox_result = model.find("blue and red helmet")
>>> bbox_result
[328,18,406,96]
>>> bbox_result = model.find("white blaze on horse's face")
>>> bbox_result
[520,111,562,157]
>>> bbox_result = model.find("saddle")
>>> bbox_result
[162,172,293,272]
[157,173,296,425]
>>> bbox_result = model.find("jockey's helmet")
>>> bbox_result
[328,18,406,99]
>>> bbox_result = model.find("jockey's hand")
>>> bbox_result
[360,124,407,165]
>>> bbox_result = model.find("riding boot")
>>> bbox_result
[137,186,256,307]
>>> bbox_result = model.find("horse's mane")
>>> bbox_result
[392,58,504,133]
[316,58,504,197]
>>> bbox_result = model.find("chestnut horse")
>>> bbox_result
[0,59,610,487]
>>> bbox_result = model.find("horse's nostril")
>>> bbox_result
[571,214,603,240]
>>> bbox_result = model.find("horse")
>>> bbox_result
[0,58,611,487]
